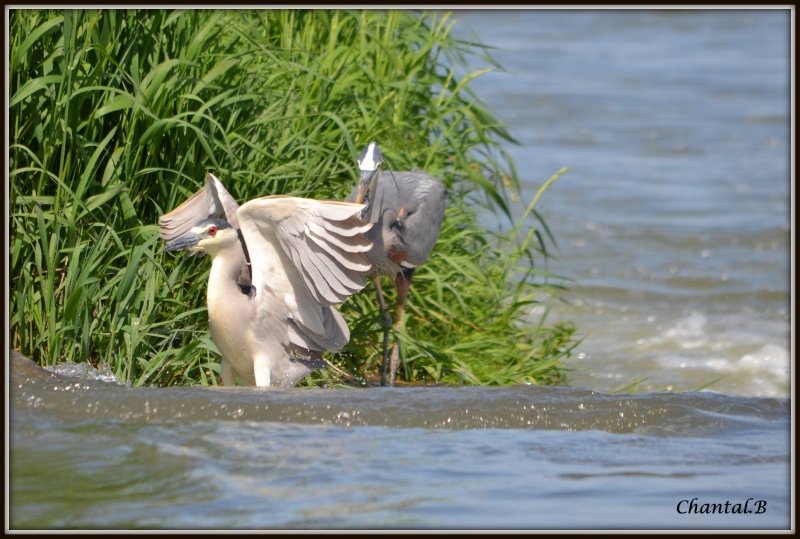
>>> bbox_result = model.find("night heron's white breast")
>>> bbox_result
[207,248,259,384]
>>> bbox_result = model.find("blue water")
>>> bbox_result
[9,356,792,530]
[10,417,791,529]
[453,9,791,397]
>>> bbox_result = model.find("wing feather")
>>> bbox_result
[311,216,372,237]
[158,173,240,241]
[308,229,372,272]
[306,233,371,282]
[307,221,373,253]
[237,196,372,351]
[287,309,350,352]
[283,236,339,303]
[302,239,364,296]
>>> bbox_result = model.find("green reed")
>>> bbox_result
[9,9,576,387]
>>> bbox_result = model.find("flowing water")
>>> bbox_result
[8,354,792,530]
[7,9,793,532]
[452,9,791,398]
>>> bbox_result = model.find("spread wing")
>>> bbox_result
[236,196,373,351]
[158,173,240,241]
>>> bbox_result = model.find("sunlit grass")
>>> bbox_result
[10,9,576,387]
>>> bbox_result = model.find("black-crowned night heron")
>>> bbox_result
[346,142,447,386]
[159,174,373,387]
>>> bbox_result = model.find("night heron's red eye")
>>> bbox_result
[208,226,217,236]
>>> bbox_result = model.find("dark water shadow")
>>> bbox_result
[9,351,788,436]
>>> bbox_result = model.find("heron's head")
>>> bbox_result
[161,218,237,257]
[355,141,383,204]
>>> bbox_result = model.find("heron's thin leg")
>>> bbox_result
[373,276,392,387]
[389,268,415,386]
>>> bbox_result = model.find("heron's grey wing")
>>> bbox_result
[391,171,447,267]
[158,173,240,241]
[236,196,373,351]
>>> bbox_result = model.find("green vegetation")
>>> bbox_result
[9,9,576,387]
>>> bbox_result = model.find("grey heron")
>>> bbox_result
[347,142,447,386]
[159,174,373,387]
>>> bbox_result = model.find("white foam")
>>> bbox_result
[739,344,790,378]
[651,315,790,397]
[45,362,128,386]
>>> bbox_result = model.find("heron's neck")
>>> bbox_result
[208,244,247,296]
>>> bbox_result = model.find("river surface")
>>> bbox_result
[453,9,791,398]
[8,354,792,530]
[7,8,793,532]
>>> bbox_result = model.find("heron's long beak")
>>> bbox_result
[162,231,202,253]
[354,168,378,205]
